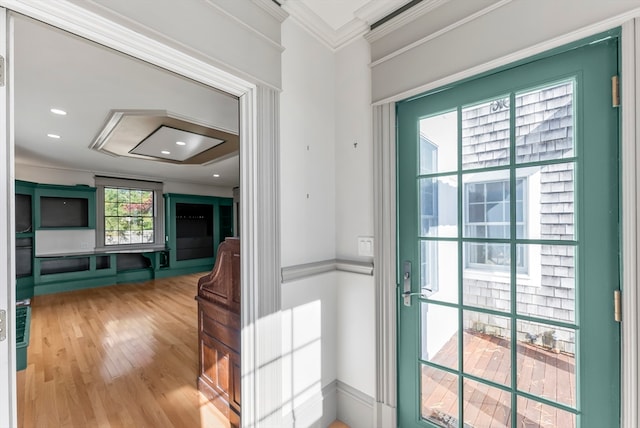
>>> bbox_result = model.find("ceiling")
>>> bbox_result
[13,1,411,189]
[14,15,241,188]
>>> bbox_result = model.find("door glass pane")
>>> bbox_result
[462,97,510,170]
[463,379,511,428]
[422,303,458,370]
[517,320,576,407]
[517,244,576,323]
[463,310,511,386]
[517,396,576,428]
[420,110,457,174]
[517,162,575,240]
[421,240,458,304]
[419,176,458,237]
[421,365,458,425]
[516,80,574,164]
[463,243,511,311]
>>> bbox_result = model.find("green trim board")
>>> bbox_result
[397,36,620,427]
[33,183,96,230]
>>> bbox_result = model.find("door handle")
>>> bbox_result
[403,261,417,306]
[402,291,426,305]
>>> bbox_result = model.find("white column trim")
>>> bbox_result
[240,85,283,427]
[622,19,639,428]
[372,103,397,428]
[0,7,16,428]
[0,2,283,427]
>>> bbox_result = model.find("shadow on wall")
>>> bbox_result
[243,300,325,427]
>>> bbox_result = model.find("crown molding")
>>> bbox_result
[282,0,340,50]
[252,0,289,22]
[356,0,411,24]
[283,0,410,51]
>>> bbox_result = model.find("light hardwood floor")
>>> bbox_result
[16,273,232,428]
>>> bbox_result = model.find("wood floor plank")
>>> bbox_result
[17,273,232,428]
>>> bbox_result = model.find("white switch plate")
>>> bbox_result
[357,236,374,257]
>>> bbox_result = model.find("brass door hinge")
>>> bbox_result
[612,75,620,107]
[614,290,622,323]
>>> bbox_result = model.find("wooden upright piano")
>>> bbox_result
[196,237,240,427]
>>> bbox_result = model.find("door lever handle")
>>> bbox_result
[402,291,425,298]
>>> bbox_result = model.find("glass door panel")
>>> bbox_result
[398,33,620,428]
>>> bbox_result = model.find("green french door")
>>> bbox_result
[397,33,620,428]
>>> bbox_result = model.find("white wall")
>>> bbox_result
[280,19,378,426]
[280,19,336,267]
[334,35,377,417]
[335,38,374,260]
[15,164,234,197]
[281,273,338,427]
[336,272,375,396]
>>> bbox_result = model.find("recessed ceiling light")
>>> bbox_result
[47,134,61,139]
[213,174,220,178]
[50,108,67,116]
[175,141,186,146]
[161,150,171,155]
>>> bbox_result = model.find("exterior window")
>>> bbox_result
[95,176,164,251]
[104,187,154,245]
[465,178,526,271]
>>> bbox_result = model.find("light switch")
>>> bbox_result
[358,236,374,257]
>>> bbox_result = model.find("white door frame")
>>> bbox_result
[372,19,638,428]
[0,6,15,428]
[0,2,282,427]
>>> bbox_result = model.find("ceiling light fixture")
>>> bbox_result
[213,174,220,178]
[175,141,186,146]
[47,133,61,139]
[161,150,171,155]
[50,108,67,115]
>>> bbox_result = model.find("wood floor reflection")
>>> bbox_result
[421,331,576,428]
[16,274,231,428]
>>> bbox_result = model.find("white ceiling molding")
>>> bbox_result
[354,0,412,25]
[282,0,411,51]
[252,0,289,22]
[369,0,512,67]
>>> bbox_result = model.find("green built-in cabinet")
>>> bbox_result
[14,180,234,296]
[162,193,234,277]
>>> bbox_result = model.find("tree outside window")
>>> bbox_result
[104,187,154,245]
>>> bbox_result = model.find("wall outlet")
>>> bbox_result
[357,236,374,257]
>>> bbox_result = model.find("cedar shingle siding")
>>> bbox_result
[461,81,576,353]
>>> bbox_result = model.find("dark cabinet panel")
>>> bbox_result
[40,196,89,228]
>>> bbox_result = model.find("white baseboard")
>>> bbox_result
[282,381,338,428]
[336,381,375,428]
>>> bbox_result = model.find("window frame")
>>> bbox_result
[463,176,527,273]
[95,176,165,251]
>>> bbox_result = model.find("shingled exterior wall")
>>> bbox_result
[460,81,576,354]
